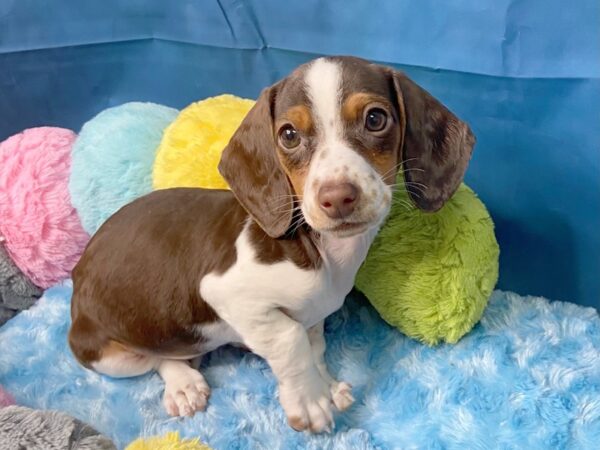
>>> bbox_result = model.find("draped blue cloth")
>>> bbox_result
[0,0,598,307]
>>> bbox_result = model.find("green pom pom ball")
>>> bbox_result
[355,183,499,345]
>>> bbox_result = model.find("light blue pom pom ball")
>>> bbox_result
[69,102,178,235]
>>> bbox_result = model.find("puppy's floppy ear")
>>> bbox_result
[389,70,475,211]
[218,84,293,238]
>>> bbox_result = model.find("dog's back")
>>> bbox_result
[69,188,246,366]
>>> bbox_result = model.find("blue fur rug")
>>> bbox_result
[0,283,599,449]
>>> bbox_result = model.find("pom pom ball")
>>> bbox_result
[355,182,499,345]
[0,127,89,289]
[69,102,178,235]
[0,244,43,326]
[126,432,212,450]
[153,94,255,190]
[0,386,14,408]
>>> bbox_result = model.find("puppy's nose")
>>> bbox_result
[318,182,360,219]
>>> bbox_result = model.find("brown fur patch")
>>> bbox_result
[389,69,474,211]
[342,92,392,123]
[248,221,321,269]
[68,311,106,368]
[69,188,245,367]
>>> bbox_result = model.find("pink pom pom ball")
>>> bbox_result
[0,127,89,288]
[0,386,14,407]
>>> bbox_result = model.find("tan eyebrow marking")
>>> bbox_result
[342,92,392,123]
[278,104,314,134]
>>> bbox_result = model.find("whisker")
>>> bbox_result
[271,193,302,207]
[273,193,303,200]
[379,157,423,178]
[391,198,416,211]
[272,206,303,217]
[382,165,426,179]
[387,181,427,190]
[271,197,302,210]
[289,215,307,236]
[380,162,407,179]
[387,180,429,191]
[403,180,428,189]
[386,184,424,199]
[271,205,296,214]
[271,201,301,211]
[391,196,414,206]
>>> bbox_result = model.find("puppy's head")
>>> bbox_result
[219,56,475,239]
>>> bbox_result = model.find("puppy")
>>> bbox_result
[68,56,474,432]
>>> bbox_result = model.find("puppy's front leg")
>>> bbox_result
[233,309,334,433]
[307,321,355,412]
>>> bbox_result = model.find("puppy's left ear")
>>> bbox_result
[218,83,294,238]
[388,69,476,211]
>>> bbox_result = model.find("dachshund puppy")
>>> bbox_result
[69,56,474,432]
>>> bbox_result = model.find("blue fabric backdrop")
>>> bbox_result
[0,0,598,308]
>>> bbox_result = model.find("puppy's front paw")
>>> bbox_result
[279,375,334,433]
[331,381,354,411]
[162,368,210,417]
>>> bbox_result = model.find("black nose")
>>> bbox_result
[318,182,360,219]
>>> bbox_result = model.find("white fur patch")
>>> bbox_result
[202,221,331,329]
[305,58,343,143]
[199,221,377,431]
[192,321,241,354]
[201,221,377,331]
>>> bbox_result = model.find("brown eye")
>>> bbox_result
[278,125,301,149]
[365,108,388,132]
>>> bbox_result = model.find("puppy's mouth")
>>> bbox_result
[304,203,392,237]
[318,221,370,237]
[330,221,367,232]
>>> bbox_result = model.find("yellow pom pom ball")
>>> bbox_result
[152,94,255,190]
[125,432,212,450]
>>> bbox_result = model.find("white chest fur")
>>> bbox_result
[198,223,378,350]
[295,231,376,326]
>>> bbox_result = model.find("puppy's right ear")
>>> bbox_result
[218,84,294,238]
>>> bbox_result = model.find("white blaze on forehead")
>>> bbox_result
[304,58,343,142]
[300,58,393,232]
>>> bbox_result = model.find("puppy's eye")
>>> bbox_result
[278,125,301,149]
[365,108,388,132]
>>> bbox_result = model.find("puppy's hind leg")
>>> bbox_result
[70,314,209,417]
[69,314,158,378]
[84,346,212,417]
[90,341,159,378]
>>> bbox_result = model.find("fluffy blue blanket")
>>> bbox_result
[0,283,599,449]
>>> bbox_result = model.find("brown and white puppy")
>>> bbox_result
[68,56,474,432]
